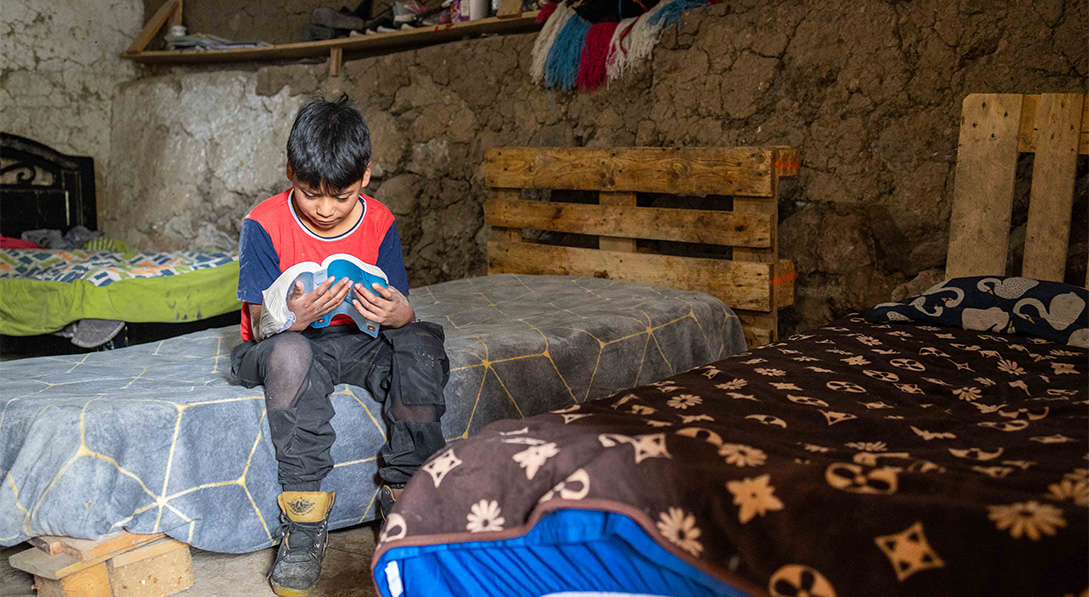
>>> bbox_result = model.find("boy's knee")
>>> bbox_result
[385,322,449,405]
[262,332,315,410]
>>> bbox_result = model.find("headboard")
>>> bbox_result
[946,93,1088,285]
[0,133,96,238]
[483,146,799,347]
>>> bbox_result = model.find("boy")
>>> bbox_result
[230,95,449,597]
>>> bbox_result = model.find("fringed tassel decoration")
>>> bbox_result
[604,16,639,82]
[535,1,559,23]
[576,21,619,92]
[543,12,592,90]
[648,0,708,27]
[530,2,574,83]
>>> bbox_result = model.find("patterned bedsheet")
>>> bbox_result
[0,249,240,335]
[0,249,236,285]
[376,315,1088,597]
[0,274,744,552]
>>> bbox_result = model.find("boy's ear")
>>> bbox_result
[286,163,294,182]
[360,165,372,188]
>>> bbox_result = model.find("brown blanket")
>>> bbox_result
[376,315,1088,597]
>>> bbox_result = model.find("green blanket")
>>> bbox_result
[0,249,239,335]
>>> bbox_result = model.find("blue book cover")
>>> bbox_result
[279,254,389,337]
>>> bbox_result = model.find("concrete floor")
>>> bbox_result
[0,523,381,597]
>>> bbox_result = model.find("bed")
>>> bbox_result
[0,274,742,552]
[0,133,239,346]
[0,144,794,554]
[371,93,1089,597]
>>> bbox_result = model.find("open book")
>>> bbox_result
[265,253,388,337]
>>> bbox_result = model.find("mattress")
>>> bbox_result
[0,274,745,552]
[0,248,240,335]
[374,314,1089,597]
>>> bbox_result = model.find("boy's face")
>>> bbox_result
[287,165,371,233]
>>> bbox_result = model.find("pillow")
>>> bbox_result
[866,276,1088,347]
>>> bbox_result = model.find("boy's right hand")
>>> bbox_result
[285,277,352,328]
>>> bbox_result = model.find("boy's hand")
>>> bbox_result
[353,283,414,328]
[286,277,352,328]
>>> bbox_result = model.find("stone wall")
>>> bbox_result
[109,0,1087,333]
[1,0,144,213]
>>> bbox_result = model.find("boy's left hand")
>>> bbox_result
[353,283,414,329]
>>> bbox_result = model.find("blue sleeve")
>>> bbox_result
[376,222,410,297]
[237,219,281,303]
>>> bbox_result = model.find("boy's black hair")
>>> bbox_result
[286,94,371,193]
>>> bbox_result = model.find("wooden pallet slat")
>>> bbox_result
[485,147,776,196]
[1022,93,1084,282]
[485,198,773,248]
[1019,93,1089,155]
[598,192,638,252]
[945,94,1025,279]
[488,241,772,311]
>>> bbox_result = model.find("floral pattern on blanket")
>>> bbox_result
[378,315,1088,597]
[0,249,237,286]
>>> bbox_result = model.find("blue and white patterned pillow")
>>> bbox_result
[866,276,1089,347]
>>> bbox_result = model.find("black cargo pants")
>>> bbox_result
[230,321,449,489]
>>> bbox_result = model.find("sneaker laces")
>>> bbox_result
[277,517,327,564]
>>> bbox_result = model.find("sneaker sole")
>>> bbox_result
[270,583,315,597]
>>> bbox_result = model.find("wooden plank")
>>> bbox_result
[11,548,113,582]
[485,198,773,248]
[487,241,772,311]
[489,189,523,244]
[29,536,67,556]
[125,12,541,62]
[329,47,343,77]
[32,533,165,563]
[33,564,111,597]
[772,146,800,177]
[598,192,637,252]
[484,147,775,196]
[735,312,774,349]
[107,539,187,569]
[733,196,778,342]
[169,0,183,28]
[945,94,1023,279]
[497,0,523,18]
[126,0,180,54]
[1023,93,1084,282]
[1019,93,1089,155]
[775,258,795,308]
[108,540,193,597]
[1083,97,1089,155]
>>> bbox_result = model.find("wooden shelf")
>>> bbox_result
[122,11,542,65]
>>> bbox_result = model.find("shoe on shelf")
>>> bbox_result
[311,6,367,30]
[392,0,427,23]
[269,491,336,597]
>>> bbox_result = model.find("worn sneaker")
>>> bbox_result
[392,0,427,23]
[269,491,336,597]
[377,483,405,520]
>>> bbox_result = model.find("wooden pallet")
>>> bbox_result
[946,93,1088,284]
[10,532,193,597]
[484,146,799,347]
